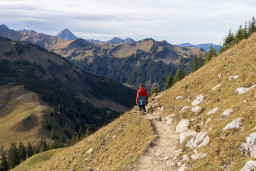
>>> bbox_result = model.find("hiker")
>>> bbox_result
[136,83,148,112]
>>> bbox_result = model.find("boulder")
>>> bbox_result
[222,108,233,117]
[87,148,93,154]
[240,132,256,158]
[241,160,256,171]
[236,84,256,94]
[229,75,239,80]
[206,107,218,115]
[178,164,188,171]
[212,83,222,91]
[192,106,201,112]
[223,117,243,131]
[191,152,207,160]
[180,130,197,144]
[197,136,210,148]
[179,106,190,114]
[176,96,184,100]
[176,119,189,133]
[192,94,204,106]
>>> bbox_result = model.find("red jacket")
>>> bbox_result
[136,87,148,104]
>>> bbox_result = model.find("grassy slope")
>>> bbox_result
[13,110,156,171]
[0,85,49,149]
[153,33,256,170]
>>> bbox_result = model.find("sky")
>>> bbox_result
[0,0,256,45]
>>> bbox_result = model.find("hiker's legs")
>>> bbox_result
[139,105,142,111]
[142,105,146,112]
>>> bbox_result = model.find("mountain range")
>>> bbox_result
[179,43,221,53]
[0,25,205,90]
[12,30,256,171]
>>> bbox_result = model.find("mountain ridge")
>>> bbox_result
[179,42,221,52]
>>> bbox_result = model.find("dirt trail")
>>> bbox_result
[133,113,180,171]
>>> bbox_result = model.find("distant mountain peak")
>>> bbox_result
[56,29,78,40]
[106,37,135,44]
[0,24,9,31]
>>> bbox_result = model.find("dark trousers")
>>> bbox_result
[139,105,146,112]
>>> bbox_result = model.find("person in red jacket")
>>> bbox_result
[136,83,148,112]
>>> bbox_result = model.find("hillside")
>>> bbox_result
[14,32,256,170]
[0,25,204,90]
[0,37,136,151]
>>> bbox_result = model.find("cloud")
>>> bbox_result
[0,0,256,44]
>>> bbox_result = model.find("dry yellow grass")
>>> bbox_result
[0,85,49,149]
[13,110,156,171]
[151,33,256,170]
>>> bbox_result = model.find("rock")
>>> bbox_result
[179,106,190,114]
[176,119,189,133]
[166,119,173,124]
[174,149,183,159]
[191,152,207,160]
[229,75,239,80]
[240,132,256,158]
[186,137,196,149]
[197,136,210,148]
[212,83,222,91]
[236,84,256,94]
[176,96,184,100]
[194,132,208,145]
[164,160,175,166]
[192,106,201,112]
[180,130,197,144]
[112,135,116,139]
[222,108,233,117]
[223,117,243,131]
[178,164,188,171]
[241,160,256,171]
[87,148,93,154]
[192,94,204,106]
[218,74,222,79]
[206,107,218,115]
[182,154,189,161]
[208,124,214,131]
[185,133,209,149]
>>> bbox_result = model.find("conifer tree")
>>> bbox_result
[233,25,243,45]
[8,143,20,169]
[18,141,26,162]
[205,44,217,64]
[26,142,33,158]
[150,87,160,96]
[173,67,185,84]
[85,127,91,137]
[243,22,249,39]
[164,73,173,90]
[191,55,199,72]
[0,151,9,171]
[248,16,256,36]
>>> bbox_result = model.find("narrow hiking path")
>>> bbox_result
[133,112,180,171]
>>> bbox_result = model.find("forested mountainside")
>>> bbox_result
[0,37,136,154]
[0,25,205,90]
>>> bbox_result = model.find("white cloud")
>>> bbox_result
[0,0,256,44]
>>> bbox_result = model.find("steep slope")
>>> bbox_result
[0,37,137,151]
[0,85,49,149]
[133,32,256,170]
[0,25,204,90]
[13,111,156,171]
[14,32,256,171]
[0,37,135,111]
[56,29,78,40]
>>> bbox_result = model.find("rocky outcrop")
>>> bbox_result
[212,84,222,91]
[206,107,218,115]
[192,94,204,106]
[222,108,233,117]
[223,117,243,131]
[240,132,256,158]
[241,160,256,171]
[236,85,256,94]
[176,119,189,133]
[191,152,207,160]
[192,106,201,112]
[180,130,197,144]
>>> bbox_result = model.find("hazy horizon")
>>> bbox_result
[1,0,256,45]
